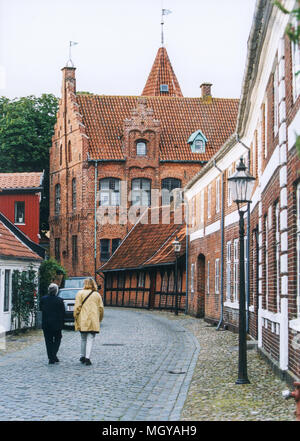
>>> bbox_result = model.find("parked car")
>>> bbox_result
[57,288,80,323]
[63,277,87,289]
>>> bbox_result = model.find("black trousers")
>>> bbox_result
[43,329,62,362]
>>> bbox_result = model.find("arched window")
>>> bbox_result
[136,141,147,156]
[99,178,120,206]
[131,178,151,206]
[55,184,61,216]
[161,178,181,205]
[72,178,76,210]
[68,140,72,162]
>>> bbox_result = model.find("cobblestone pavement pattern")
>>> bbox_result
[0,308,199,421]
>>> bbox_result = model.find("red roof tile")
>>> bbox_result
[0,221,42,261]
[142,47,183,97]
[77,95,239,162]
[0,172,43,190]
[99,206,185,272]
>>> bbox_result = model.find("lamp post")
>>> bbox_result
[228,157,255,385]
[172,237,181,316]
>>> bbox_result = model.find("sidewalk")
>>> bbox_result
[152,311,295,421]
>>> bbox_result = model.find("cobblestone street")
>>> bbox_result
[0,308,296,421]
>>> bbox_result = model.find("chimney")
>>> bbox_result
[200,83,212,98]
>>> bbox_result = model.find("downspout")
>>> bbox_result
[214,160,224,330]
[87,153,99,282]
[236,135,251,333]
[185,199,189,314]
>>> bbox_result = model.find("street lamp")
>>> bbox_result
[172,237,181,316]
[228,156,255,385]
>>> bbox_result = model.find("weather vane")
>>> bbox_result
[161,9,172,46]
[66,41,78,67]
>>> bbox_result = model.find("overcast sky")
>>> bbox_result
[0,0,257,100]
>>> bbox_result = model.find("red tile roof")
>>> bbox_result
[77,95,239,162]
[99,206,185,272]
[0,221,42,261]
[0,172,43,190]
[142,47,183,97]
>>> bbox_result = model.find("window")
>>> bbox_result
[99,178,120,206]
[160,84,169,93]
[207,261,210,295]
[131,178,151,206]
[228,166,233,206]
[244,235,248,300]
[14,201,25,224]
[3,270,10,312]
[112,238,121,255]
[55,238,60,262]
[264,101,268,158]
[226,242,231,300]
[191,263,195,294]
[207,184,212,218]
[216,178,220,214]
[274,65,279,135]
[136,141,147,156]
[215,259,220,294]
[297,184,300,316]
[100,239,110,261]
[265,215,269,310]
[194,139,205,153]
[291,20,300,102]
[59,144,62,166]
[200,191,204,224]
[72,235,78,265]
[275,202,280,312]
[55,184,61,216]
[233,239,239,302]
[68,140,72,162]
[138,272,145,288]
[72,178,76,210]
[161,178,181,205]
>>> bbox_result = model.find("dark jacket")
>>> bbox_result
[40,295,65,331]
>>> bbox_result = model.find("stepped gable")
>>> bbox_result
[99,206,185,272]
[77,94,239,162]
[142,47,183,97]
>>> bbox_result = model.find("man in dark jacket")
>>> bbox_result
[40,283,65,364]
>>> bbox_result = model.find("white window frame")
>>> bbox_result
[207,184,211,219]
[207,261,210,295]
[191,263,195,294]
[291,17,300,102]
[228,166,233,206]
[200,190,204,225]
[216,178,220,214]
[275,202,280,312]
[226,241,231,301]
[233,239,239,302]
[215,258,220,294]
[244,235,248,300]
[264,100,268,158]
[274,64,279,135]
[265,215,269,310]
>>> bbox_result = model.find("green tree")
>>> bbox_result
[39,258,67,298]
[0,94,59,233]
[11,268,38,332]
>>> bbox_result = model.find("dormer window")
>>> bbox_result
[136,141,147,156]
[188,130,208,154]
[160,84,169,93]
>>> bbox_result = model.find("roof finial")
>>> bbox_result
[66,41,78,67]
[161,8,172,47]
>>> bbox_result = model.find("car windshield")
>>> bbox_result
[64,279,85,288]
[58,289,79,300]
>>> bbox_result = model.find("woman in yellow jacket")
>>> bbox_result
[73,278,104,366]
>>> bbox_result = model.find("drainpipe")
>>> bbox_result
[214,160,224,331]
[236,135,251,333]
[185,198,189,314]
[87,153,99,282]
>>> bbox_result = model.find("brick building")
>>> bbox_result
[185,0,300,381]
[49,46,239,287]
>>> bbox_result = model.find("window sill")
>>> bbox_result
[224,300,239,310]
[14,223,25,226]
[289,318,300,333]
